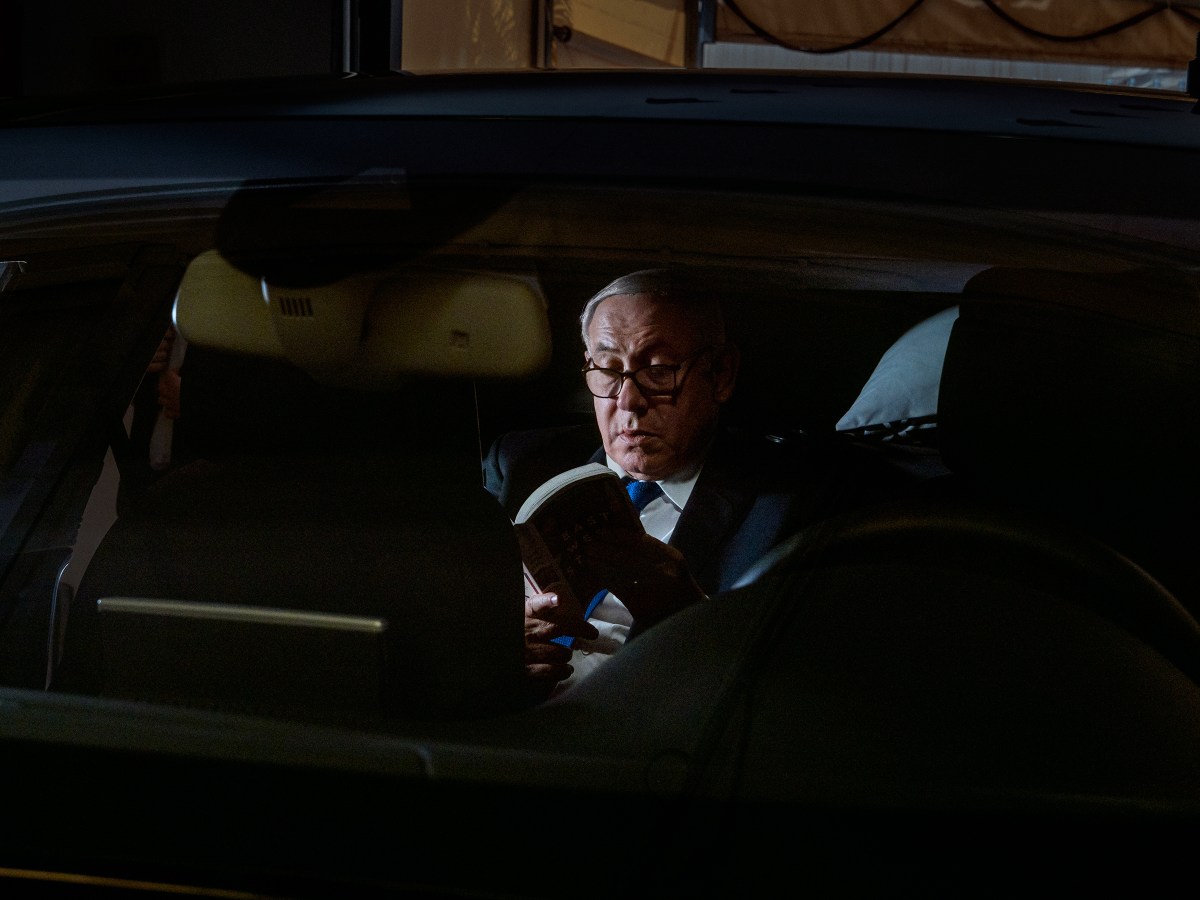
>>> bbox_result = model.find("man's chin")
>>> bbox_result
[612,448,671,482]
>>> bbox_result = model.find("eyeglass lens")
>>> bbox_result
[584,365,676,398]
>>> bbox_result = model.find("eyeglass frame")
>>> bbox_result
[580,345,720,399]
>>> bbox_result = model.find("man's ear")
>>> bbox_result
[711,343,740,404]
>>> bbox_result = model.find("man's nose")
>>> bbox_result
[615,375,648,411]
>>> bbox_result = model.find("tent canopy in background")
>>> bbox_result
[545,0,1200,72]
[715,0,1200,69]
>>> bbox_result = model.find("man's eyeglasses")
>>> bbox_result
[581,346,716,399]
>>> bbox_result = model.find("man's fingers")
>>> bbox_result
[147,329,177,373]
[524,592,559,618]
[524,641,573,687]
[525,615,598,642]
[525,664,571,682]
[524,589,596,639]
[525,641,571,665]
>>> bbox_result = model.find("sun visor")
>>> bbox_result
[173,250,552,388]
[364,270,550,378]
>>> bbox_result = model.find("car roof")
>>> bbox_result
[2,69,1199,245]
[2,68,1197,144]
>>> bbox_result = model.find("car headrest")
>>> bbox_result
[940,265,1200,486]
[173,250,552,389]
[836,304,959,438]
[960,265,1200,333]
[937,265,1200,596]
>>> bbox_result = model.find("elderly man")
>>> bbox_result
[484,269,836,697]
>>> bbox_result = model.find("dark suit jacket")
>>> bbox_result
[483,423,888,598]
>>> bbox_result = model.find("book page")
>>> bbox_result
[515,462,615,523]
[514,466,640,607]
[516,521,573,598]
[515,522,588,623]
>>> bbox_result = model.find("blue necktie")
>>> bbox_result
[552,479,661,649]
[626,478,663,512]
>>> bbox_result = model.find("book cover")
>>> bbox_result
[514,463,642,611]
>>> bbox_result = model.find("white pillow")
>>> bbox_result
[836,305,959,431]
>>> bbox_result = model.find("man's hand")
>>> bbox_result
[148,326,182,419]
[582,530,706,628]
[523,585,598,700]
[157,368,182,420]
[147,327,176,374]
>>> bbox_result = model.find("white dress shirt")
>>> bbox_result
[550,457,702,696]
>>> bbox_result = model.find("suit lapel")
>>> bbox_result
[591,431,779,594]
[669,462,752,595]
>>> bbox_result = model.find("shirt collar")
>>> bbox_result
[605,457,702,511]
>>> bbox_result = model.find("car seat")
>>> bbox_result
[696,265,1200,801]
[940,264,1200,617]
[51,254,553,723]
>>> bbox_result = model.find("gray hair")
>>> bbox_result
[579,268,726,351]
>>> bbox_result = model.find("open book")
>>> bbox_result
[514,462,642,613]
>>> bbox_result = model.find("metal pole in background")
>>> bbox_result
[686,0,717,69]
[336,0,404,75]
[540,0,557,70]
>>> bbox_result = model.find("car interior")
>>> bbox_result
[3,178,1200,827]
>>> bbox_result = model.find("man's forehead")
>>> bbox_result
[588,293,698,346]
